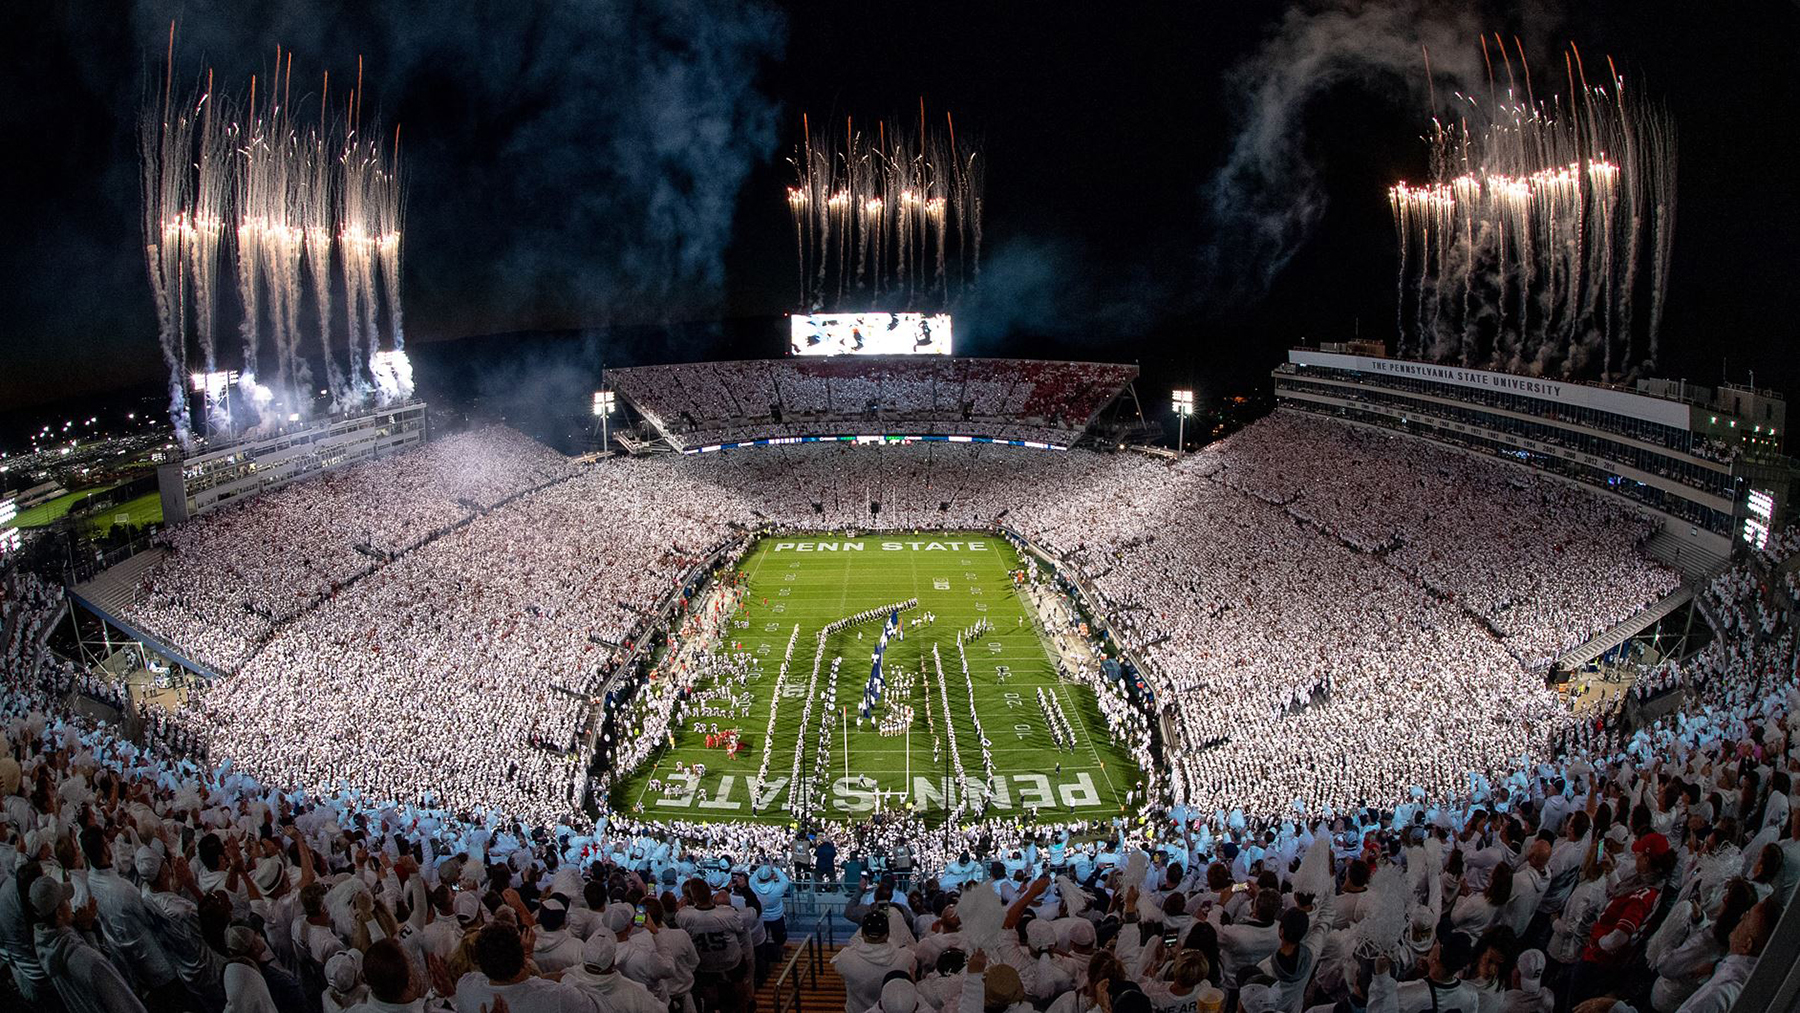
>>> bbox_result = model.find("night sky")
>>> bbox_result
[3,1,1797,414]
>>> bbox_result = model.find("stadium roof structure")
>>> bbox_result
[609,356,1139,453]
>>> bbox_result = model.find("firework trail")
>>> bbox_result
[188,73,228,382]
[339,131,380,400]
[375,126,405,354]
[301,107,345,409]
[1390,43,1675,380]
[266,60,312,412]
[141,39,410,438]
[231,54,315,422]
[233,75,267,402]
[786,106,982,312]
[140,24,194,446]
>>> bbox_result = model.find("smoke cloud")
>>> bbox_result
[954,237,1159,357]
[1203,1,1491,300]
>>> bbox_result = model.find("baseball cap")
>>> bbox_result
[224,925,260,956]
[880,978,918,1013]
[603,903,636,933]
[1516,949,1546,986]
[984,964,1024,1007]
[1632,833,1671,857]
[28,877,72,919]
[861,909,890,940]
[582,932,617,972]
[135,846,165,883]
[1239,984,1276,1013]
[453,891,484,925]
[326,951,362,991]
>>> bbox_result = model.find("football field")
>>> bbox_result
[612,531,1142,827]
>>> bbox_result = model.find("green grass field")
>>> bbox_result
[14,484,160,534]
[612,531,1142,827]
[14,483,120,527]
[90,492,162,535]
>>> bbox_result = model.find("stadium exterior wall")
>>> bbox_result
[1286,350,1694,429]
[1274,353,1754,548]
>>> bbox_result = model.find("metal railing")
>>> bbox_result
[1730,890,1800,1013]
[783,880,849,938]
[770,930,826,1013]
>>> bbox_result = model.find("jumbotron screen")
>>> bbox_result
[789,313,953,356]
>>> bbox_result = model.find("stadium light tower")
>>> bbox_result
[593,390,616,452]
[1172,389,1194,458]
[190,369,241,441]
[0,497,19,555]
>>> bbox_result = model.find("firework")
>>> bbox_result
[786,106,982,312]
[140,24,195,445]
[374,126,406,357]
[140,36,410,444]
[338,128,378,403]
[188,73,229,382]
[1389,44,1676,380]
[300,89,345,409]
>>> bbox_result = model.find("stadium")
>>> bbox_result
[3,9,1800,1013]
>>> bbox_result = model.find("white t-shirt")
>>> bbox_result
[293,919,347,966]
[450,973,598,1013]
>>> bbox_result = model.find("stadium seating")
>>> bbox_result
[1,520,1794,1013]
[608,357,1139,448]
[5,408,1796,1013]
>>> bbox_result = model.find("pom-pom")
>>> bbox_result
[956,884,1006,957]
[1292,835,1332,899]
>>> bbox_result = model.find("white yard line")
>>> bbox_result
[1058,681,1124,808]
[644,534,1131,820]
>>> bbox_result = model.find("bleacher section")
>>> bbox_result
[1547,526,1729,670]
[71,546,166,615]
[1554,584,1694,670]
[610,357,1138,450]
[1646,526,1730,584]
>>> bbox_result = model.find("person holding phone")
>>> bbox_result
[750,858,792,978]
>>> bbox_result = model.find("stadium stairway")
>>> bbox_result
[1644,529,1728,586]
[758,939,847,1013]
[70,546,166,614]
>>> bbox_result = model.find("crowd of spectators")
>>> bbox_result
[608,358,1139,448]
[179,462,743,829]
[121,428,577,673]
[1208,415,1680,668]
[77,412,1703,848]
[0,530,1795,1013]
[2,574,66,699]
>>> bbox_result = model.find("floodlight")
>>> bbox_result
[189,370,239,396]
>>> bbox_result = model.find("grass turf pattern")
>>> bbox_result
[612,532,1142,827]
